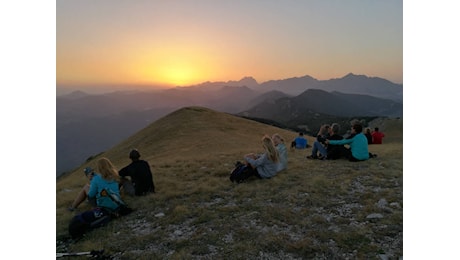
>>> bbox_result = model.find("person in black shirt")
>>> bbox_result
[119,149,155,196]
[364,128,373,144]
[325,123,345,160]
[307,123,344,160]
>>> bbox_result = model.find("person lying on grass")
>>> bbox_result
[243,135,280,180]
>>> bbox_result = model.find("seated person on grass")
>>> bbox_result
[307,123,344,160]
[291,132,308,149]
[325,122,369,162]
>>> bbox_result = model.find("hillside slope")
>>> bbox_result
[56,107,403,259]
[57,106,304,199]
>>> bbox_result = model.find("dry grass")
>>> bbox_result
[56,106,403,259]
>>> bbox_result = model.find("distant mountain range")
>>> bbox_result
[240,88,402,120]
[56,73,403,176]
[238,88,401,134]
[253,73,402,102]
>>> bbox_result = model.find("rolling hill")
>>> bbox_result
[57,106,301,182]
[57,106,403,259]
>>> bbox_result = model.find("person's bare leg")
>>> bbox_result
[69,184,90,211]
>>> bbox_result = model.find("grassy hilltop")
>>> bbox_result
[56,106,403,259]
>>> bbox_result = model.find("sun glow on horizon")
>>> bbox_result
[57,1,402,90]
[137,61,207,87]
[128,43,225,87]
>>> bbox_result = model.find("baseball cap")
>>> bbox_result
[83,167,94,175]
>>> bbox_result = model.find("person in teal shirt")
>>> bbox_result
[88,157,122,211]
[326,122,369,161]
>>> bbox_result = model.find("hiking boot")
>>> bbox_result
[306,155,318,159]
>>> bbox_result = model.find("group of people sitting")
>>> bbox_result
[236,121,382,183]
[67,123,382,237]
[68,122,383,208]
[68,149,155,212]
[306,121,379,161]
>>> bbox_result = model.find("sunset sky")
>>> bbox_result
[57,0,402,93]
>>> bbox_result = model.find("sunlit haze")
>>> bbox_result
[57,0,402,93]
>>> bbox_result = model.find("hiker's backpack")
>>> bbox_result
[68,207,112,239]
[229,162,250,183]
[101,188,133,217]
[68,189,133,239]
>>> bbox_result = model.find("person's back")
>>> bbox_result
[119,149,155,196]
[294,133,307,149]
[275,143,287,172]
[371,127,385,144]
[88,174,120,210]
[326,133,344,160]
[120,160,155,195]
[349,133,370,160]
[272,133,287,172]
[88,158,121,211]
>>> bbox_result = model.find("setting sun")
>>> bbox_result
[161,65,195,86]
[129,43,222,86]
[135,58,210,87]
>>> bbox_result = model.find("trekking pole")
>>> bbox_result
[56,249,105,258]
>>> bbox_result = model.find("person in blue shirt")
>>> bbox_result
[88,157,122,211]
[291,132,308,149]
[326,122,369,161]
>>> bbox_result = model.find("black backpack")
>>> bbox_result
[229,162,250,183]
[68,207,112,239]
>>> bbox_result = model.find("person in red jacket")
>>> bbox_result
[371,127,385,144]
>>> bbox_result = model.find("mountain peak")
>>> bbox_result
[228,76,259,87]
[343,73,367,79]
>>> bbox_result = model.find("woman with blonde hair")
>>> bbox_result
[242,135,280,180]
[272,133,287,172]
[88,157,122,211]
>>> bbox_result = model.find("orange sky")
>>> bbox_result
[57,1,402,91]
